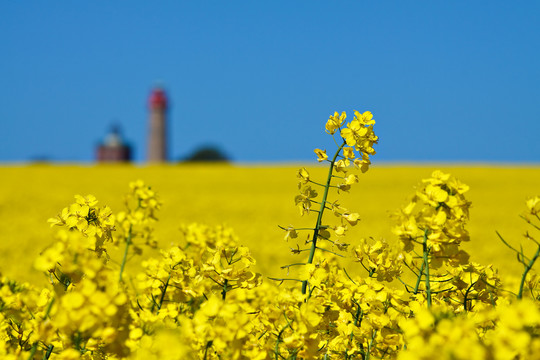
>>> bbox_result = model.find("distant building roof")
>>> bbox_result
[104,125,123,147]
[96,125,132,162]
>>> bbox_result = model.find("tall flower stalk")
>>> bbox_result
[391,171,502,310]
[282,110,378,295]
[301,140,346,294]
[116,180,161,283]
[498,195,540,299]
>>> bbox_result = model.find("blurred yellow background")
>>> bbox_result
[1,164,538,286]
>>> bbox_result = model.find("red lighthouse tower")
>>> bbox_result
[147,87,168,162]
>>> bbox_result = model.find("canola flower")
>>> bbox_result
[0,111,539,359]
[286,110,378,295]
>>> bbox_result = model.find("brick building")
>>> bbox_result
[96,125,132,162]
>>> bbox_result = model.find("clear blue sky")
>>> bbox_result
[1,1,539,163]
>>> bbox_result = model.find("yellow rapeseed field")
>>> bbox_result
[1,164,538,285]
[2,112,540,359]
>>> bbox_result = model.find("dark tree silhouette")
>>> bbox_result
[183,146,229,162]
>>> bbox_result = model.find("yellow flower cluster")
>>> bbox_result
[353,238,403,282]
[116,180,162,271]
[47,194,114,256]
[390,171,505,311]
[324,110,377,173]
[393,170,471,263]
[398,298,540,360]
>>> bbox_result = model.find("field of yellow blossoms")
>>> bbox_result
[1,110,540,359]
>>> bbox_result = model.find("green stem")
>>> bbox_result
[203,340,213,360]
[365,329,378,360]
[27,297,56,360]
[43,344,54,360]
[413,260,425,294]
[43,297,55,319]
[27,344,38,360]
[118,224,133,283]
[463,281,475,311]
[222,279,229,300]
[349,302,362,343]
[302,140,346,295]
[518,243,540,299]
[157,273,171,312]
[422,229,432,308]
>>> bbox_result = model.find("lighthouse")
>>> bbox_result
[147,87,168,162]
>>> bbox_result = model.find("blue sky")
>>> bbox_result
[1,1,539,163]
